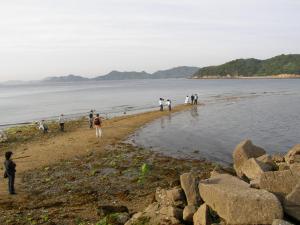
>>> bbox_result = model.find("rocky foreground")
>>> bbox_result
[121,140,299,225]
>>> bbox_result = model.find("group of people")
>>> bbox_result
[185,94,199,105]
[159,98,172,111]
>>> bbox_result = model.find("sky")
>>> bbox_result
[0,0,299,81]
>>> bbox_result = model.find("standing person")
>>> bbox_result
[4,151,16,195]
[94,114,102,138]
[166,99,172,111]
[184,96,189,104]
[159,98,164,111]
[191,94,195,104]
[89,110,94,129]
[38,120,48,133]
[58,114,65,132]
[194,94,198,105]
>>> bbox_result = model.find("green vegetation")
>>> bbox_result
[194,54,300,77]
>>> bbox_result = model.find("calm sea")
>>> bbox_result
[1,79,299,163]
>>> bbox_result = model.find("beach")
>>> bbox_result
[0,104,215,225]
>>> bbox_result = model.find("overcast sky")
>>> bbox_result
[0,0,299,81]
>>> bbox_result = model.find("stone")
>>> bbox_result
[183,205,197,222]
[97,205,128,217]
[277,162,290,171]
[257,154,277,169]
[180,172,201,206]
[272,154,285,163]
[283,182,300,221]
[285,144,300,164]
[250,179,260,189]
[125,203,183,225]
[199,174,283,225]
[193,204,212,225]
[159,206,183,220]
[241,158,273,180]
[233,139,266,177]
[258,170,300,200]
[290,163,300,175]
[272,219,294,225]
[166,186,184,203]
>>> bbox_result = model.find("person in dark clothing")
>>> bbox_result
[89,110,94,128]
[191,94,195,104]
[4,151,16,195]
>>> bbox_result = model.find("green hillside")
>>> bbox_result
[194,54,300,77]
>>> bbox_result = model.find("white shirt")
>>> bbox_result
[159,100,163,105]
[166,101,171,106]
[185,96,189,103]
[59,116,65,123]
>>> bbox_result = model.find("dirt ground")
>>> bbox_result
[0,105,215,225]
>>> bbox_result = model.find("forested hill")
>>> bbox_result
[193,54,300,77]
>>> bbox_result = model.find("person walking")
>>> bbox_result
[38,120,48,133]
[89,110,94,129]
[184,96,189,104]
[191,94,195,104]
[194,94,198,105]
[94,114,102,138]
[58,114,65,132]
[4,151,16,195]
[159,98,164,111]
[166,99,172,111]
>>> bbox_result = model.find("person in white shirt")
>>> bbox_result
[59,114,65,132]
[38,120,48,133]
[159,98,164,111]
[166,99,171,111]
[184,96,189,104]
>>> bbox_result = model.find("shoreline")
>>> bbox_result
[192,74,300,79]
[0,103,217,225]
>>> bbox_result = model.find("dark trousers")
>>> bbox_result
[194,99,198,105]
[168,105,171,111]
[60,123,64,131]
[8,173,15,194]
[160,105,163,111]
[89,119,93,128]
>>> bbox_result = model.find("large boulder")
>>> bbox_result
[193,203,212,225]
[283,182,300,221]
[199,174,283,225]
[241,158,273,180]
[233,140,266,177]
[183,205,197,222]
[258,170,300,200]
[180,172,201,206]
[285,144,300,164]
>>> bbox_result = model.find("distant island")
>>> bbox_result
[193,54,300,79]
[43,66,199,82]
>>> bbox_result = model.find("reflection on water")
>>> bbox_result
[131,91,300,165]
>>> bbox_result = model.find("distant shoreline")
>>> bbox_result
[192,74,300,79]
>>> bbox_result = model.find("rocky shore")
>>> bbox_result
[125,140,299,225]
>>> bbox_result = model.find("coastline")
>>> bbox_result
[192,74,300,79]
[0,104,217,224]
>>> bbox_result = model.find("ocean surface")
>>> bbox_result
[1,79,300,163]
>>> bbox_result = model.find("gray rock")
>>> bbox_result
[193,203,212,225]
[233,140,266,178]
[180,172,201,206]
[183,205,197,222]
[199,174,283,224]
[283,182,300,221]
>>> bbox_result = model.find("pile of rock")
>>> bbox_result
[125,140,299,225]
